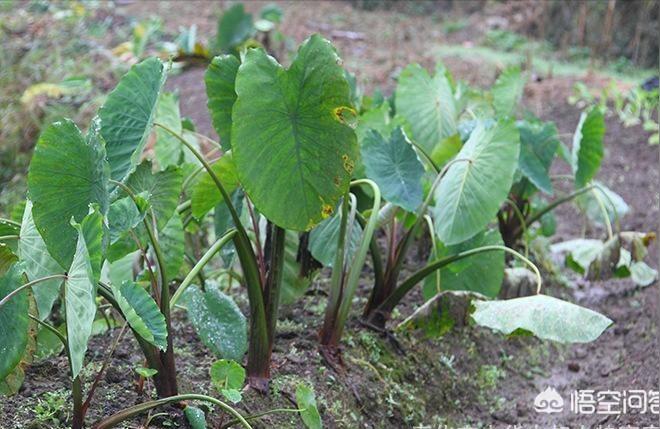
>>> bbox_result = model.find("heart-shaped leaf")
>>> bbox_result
[28,119,109,268]
[206,55,240,151]
[309,210,362,268]
[231,35,358,231]
[210,359,245,403]
[396,63,457,153]
[572,108,605,188]
[18,201,63,319]
[433,120,520,245]
[184,285,247,361]
[112,281,167,351]
[472,294,612,343]
[215,4,254,52]
[99,57,167,183]
[361,127,424,212]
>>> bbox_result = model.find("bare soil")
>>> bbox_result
[1,2,658,428]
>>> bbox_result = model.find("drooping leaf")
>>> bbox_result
[27,119,109,268]
[216,4,254,52]
[630,261,657,286]
[491,66,526,117]
[18,201,63,319]
[572,108,605,188]
[205,55,240,151]
[232,35,358,231]
[124,162,182,231]
[296,384,322,429]
[192,153,239,219]
[154,92,184,168]
[551,238,604,274]
[309,209,362,268]
[396,63,457,153]
[99,57,167,183]
[472,294,612,343]
[516,120,559,195]
[433,120,520,245]
[210,359,245,403]
[65,227,97,379]
[423,229,505,299]
[112,281,167,351]
[184,285,247,361]
[361,127,424,212]
[159,214,184,280]
[0,265,29,381]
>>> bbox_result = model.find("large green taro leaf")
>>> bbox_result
[206,55,240,151]
[28,118,109,268]
[65,225,97,379]
[18,201,63,319]
[361,127,424,212]
[472,294,612,343]
[433,120,520,245]
[124,161,182,231]
[572,108,605,188]
[232,35,358,231]
[395,63,457,153]
[0,265,29,381]
[192,153,240,219]
[112,281,167,350]
[184,285,247,361]
[99,57,166,183]
[423,229,504,299]
[516,120,559,195]
[491,66,526,117]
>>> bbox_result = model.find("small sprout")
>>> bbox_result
[135,367,158,378]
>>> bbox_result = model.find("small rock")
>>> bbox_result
[105,366,125,384]
[491,409,517,424]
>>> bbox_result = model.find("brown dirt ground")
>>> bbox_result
[1,2,658,428]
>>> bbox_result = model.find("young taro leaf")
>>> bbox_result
[516,120,559,195]
[154,92,184,168]
[65,223,98,379]
[210,359,245,403]
[572,108,605,189]
[423,229,505,300]
[395,63,457,153]
[205,54,240,151]
[472,295,612,343]
[296,384,323,429]
[27,119,109,269]
[433,120,520,245]
[491,66,526,117]
[231,34,358,231]
[576,182,629,227]
[18,201,64,319]
[0,265,29,382]
[192,153,240,219]
[99,57,167,184]
[183,285,247,361]
[361,127,425,212]
[124,161,183,231]
[216,4,255,53]
[112,281,168,351]
[135,366,158,378]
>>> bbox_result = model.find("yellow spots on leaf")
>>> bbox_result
[321,204,334,219]
[333,106,357,128]
[341,154,354,175]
